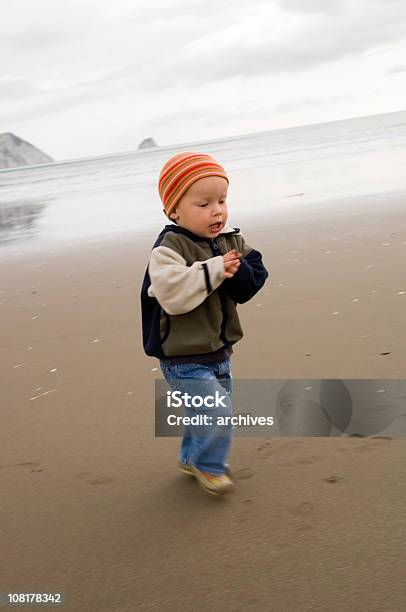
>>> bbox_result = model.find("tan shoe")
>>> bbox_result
[178,460,233,478]
[178,460,194,476]
[190,465,235,496]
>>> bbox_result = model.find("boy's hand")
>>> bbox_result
[223,249,241,278]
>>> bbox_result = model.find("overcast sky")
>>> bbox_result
[1,0,406,161]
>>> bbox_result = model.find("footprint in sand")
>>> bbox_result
[278,455,321,467]
[323,475,344,483]
[0,462,43,473]
[233,467,254,481]
[295,524,314,533]
[288,503,315,533]
[256,442,272,458]
[290,501,314,516]
[295,455,321,466]
[256,442,271,452]
[74,471,113,485]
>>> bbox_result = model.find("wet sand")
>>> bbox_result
[1,191,406,611]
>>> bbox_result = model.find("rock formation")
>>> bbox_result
[0,133,53,169]
[137,137,158,150]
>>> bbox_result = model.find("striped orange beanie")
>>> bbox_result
[158,151,229,218]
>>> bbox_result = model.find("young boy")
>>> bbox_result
[141,151,268,496]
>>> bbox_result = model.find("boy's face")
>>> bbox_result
[169,176,229,239]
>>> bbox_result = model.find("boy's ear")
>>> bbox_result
[169,207,179,221]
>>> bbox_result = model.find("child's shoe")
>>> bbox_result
[178,460,232,478]
[178,460,194,476]
[190,464,235,496]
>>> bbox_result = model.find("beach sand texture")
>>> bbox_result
[1,187,406,610]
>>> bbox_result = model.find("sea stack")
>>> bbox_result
[137,137,158,150]
[0,133,53,169]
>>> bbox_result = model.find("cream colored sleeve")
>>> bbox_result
[147,245,225,315]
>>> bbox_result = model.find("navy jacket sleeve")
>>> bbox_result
[222,243,269,304]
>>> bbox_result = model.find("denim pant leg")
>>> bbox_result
[160,360,233,475]
[179,424,193,465]
[193,359,233,474]
[159,363,193,464]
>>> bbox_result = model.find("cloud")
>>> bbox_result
[136,1,406,90]
[274,94,352,113]
[276,0,346,14]
[387,64,406,74]
[2,0,406,158]
[0,68,129,122]
[2,0,406,113]
[276,0,404,16]
[122,0,266,22]
[0,78,39,99]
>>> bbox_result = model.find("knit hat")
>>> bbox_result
[158,151,229,219]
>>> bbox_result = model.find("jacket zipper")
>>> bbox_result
[211,238,221,255]
[209,238,228,344]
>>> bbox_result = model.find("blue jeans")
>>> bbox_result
[159,359,233,475]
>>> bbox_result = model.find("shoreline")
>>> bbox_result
[1,188,406,260]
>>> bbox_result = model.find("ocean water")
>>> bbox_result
[1,109,406,250]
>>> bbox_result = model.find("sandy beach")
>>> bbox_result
[1,190,406,611]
